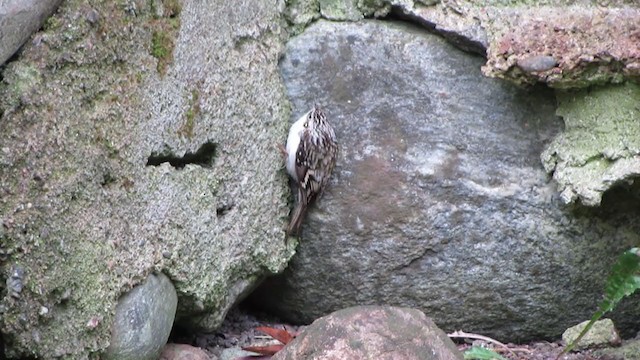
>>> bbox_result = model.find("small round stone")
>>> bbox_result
[103,272,178,360]
[517,55,558,72]
[85,9,100,25]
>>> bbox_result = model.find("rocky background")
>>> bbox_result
[250,17,640,342]
[0,0,639,359]
[0,0,295,358]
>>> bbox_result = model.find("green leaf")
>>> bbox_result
[560,248,640,357]
[599,248,640,313]
[463,346,507,360]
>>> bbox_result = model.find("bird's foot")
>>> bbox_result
[276,143,288,160]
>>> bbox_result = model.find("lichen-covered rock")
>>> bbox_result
[562,319,621,351]
[272,306,463,360]
[105,272,177,360]
[541,83,640,206]
[0,0,294,358]
[250,19,640,342]
[285,0,413,32]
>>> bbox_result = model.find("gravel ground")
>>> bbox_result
[172,307,603,360]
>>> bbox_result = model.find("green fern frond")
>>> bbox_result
[560,248,640,357]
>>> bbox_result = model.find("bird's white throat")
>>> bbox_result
[285,111,308,181]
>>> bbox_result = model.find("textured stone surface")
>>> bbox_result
[562,318,621,351]
[105,273,177,360]
[282,1,640,207]
[285,0,412,34]
[480,6,640,88]
[405,2,640,88]
[293,1,640,88]
[596,338,640,360]
[0,0,63,65]
[159,343,210,360]
[251,20,640,342]
[0,0,294,358]
[395,1,488,55]
[219,348,257,360]
[272,306,463,360]
[541,83,640,206]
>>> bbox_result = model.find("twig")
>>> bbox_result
[448,330,526,358]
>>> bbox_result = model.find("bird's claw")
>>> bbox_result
[276,143,288,159]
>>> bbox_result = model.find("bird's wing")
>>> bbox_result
[295,130,325,203]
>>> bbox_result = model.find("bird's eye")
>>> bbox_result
[303,122,308,128]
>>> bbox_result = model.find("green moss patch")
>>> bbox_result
[541,82,640,206]
[149,0,181,75]
[178,88,200,139]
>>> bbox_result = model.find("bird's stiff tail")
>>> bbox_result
[287,189,308,236]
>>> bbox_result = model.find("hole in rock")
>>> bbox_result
[101,173,117,187]
[146,141,217,169]
[216,203,234,217]
[572,179,640,218]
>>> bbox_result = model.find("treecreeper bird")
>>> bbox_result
[279,105,338,236]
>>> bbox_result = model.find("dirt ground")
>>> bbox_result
[172,307,605,360]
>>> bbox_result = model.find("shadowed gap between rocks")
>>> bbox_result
[384,6,487,56]
[572,181,640,218]
[166,304,295,358]
[146,141,217,169]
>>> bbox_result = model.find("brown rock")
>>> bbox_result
[159,343,210,360]
[272,306,463,360]
[392,3,640,87]
[481,6,640,87]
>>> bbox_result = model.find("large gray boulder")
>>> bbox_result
[285,1,640,207]
[251,20,640,341]
[0,0,294,358]
[0,0,63,65]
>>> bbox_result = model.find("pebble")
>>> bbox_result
[562,318,620,350]
[159,343,210,360]
[7,266,25,298]
[517,55,558,72]
[85,9,100,25]
[103,272,178,360]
